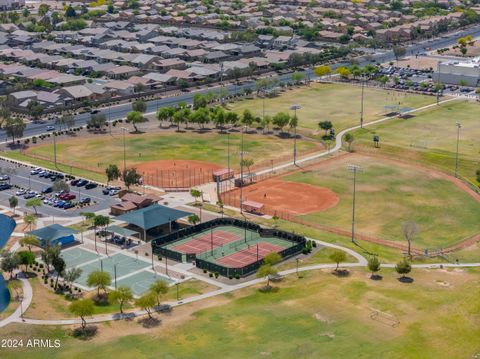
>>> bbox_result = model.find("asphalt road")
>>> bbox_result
[0,158,118,217]
[0,25,479,142]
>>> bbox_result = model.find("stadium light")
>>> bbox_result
[290,104,301,165]
[454,122,461,178]
[347,165,363,244]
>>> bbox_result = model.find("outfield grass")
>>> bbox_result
[229,83,436,133]
[283,154,480,249]
[2,268,480,358]
[352,100,480,185]
[3,132,317,182]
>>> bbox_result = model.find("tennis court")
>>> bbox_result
[168,226,246,255]
[115,270,174,296]
[216,242,285,268]
[62,247,103,268]
[75,253,150,287]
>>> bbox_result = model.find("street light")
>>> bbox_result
[454,121,461,178]
[239,125,247,214]
[360,79,365,128]
[290,105,301,165]
[176,282,180,301]
[347,164,363,244]
[120,127,128,173]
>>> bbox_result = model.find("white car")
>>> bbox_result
[15,189,26,196]
[0,175,9,181]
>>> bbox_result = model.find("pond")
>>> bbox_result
[0,213,16,312]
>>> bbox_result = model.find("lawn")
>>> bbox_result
[352,99,480,186]
[3,131,318,182]
[2,268,480,358]
[283,154,480,249]
[229,82,436,134]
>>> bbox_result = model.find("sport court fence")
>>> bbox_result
[141,168,215,190]
[151,217,306,277]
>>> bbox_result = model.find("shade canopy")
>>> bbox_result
[116,204,192,231]
[106,225,139,237]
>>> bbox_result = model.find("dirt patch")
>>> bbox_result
[135,160,223,188]
[226,178,339,216]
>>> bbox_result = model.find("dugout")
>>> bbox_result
[213,168,234,182]
[242,200,264,215]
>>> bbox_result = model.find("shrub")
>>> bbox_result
[209,273,213,277]
[235,274,240,280]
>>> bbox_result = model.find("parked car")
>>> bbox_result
[85,183,97,190]
[30,168,41,175]
[0,183,12,191]
[15,189,26,196]
[80,197,91,204]
[59,193,76,201]
[42,187,53,194]
[23,192,36,199]
[63,202,75,209]
[76,180,88,187]
[0,175,9,181]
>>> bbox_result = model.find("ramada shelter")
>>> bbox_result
[115,204,192,241]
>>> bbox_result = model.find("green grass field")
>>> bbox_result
[352,100,480,185]
[2,268,480,359]
[283,154,480,249]
[2,131,317,182]
[230,83,436,134]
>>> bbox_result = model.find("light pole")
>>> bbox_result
[53,132,57,168]
[347,164,363,244]
[120,127,128,173]
[290,104,301,165]
[454,121,461,178]
[240,125,247,214]
[360,79,365,128]
[176,282,180,301]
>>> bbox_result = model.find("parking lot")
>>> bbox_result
[0,158,119,217]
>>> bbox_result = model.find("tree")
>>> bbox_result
[189,108,210,128]
[88,113,107,129]
[69,299,94,330]
[52,256,66,290]
[65,5,77,18]
[344,133,354,152]
[256,264,278,289]
[38,3,50,16]
[64,267,82,288]
[188,214,200,225]
[242,109,255,129]
[263,252,282,266]
[289,115,298,132]
[135,292,157,319]
[240,158,254,176]
[157,107,175,126]
[329,250,346,271]
[291,72,305,85]
[132,100,147,113]
[393,46,406,61]
[87,270,112,296]
[41,244,60,273]
[126,111,143,132]
[336,67,351,79]
[149,279,169,306]
[23,213,36,231]
[26,198,42,216]
[395,259,411,279]
[8,196,18,215]
[122,168,140,189]
[105,164,121,184]
[367,256,381,279]
[17,250,35,273]
[272,112,290,132]
[109,286,133,313]
[52,179,69,193]
[190,188,202,204]
[80,212,96,227]
[19,235,40,252]
[193,93,208,110]
[1,252,19,279]
[402,221,418,258]
[4,117,26,143]
[314,65,332,77]
[28,101,43,120]
[318,121,333,136]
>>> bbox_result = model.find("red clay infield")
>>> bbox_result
[135,160,223,188]
[226,178,339,215]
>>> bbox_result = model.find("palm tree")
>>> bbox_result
[23,214,36,231]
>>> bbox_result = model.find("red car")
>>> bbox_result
[59,193,76,201]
